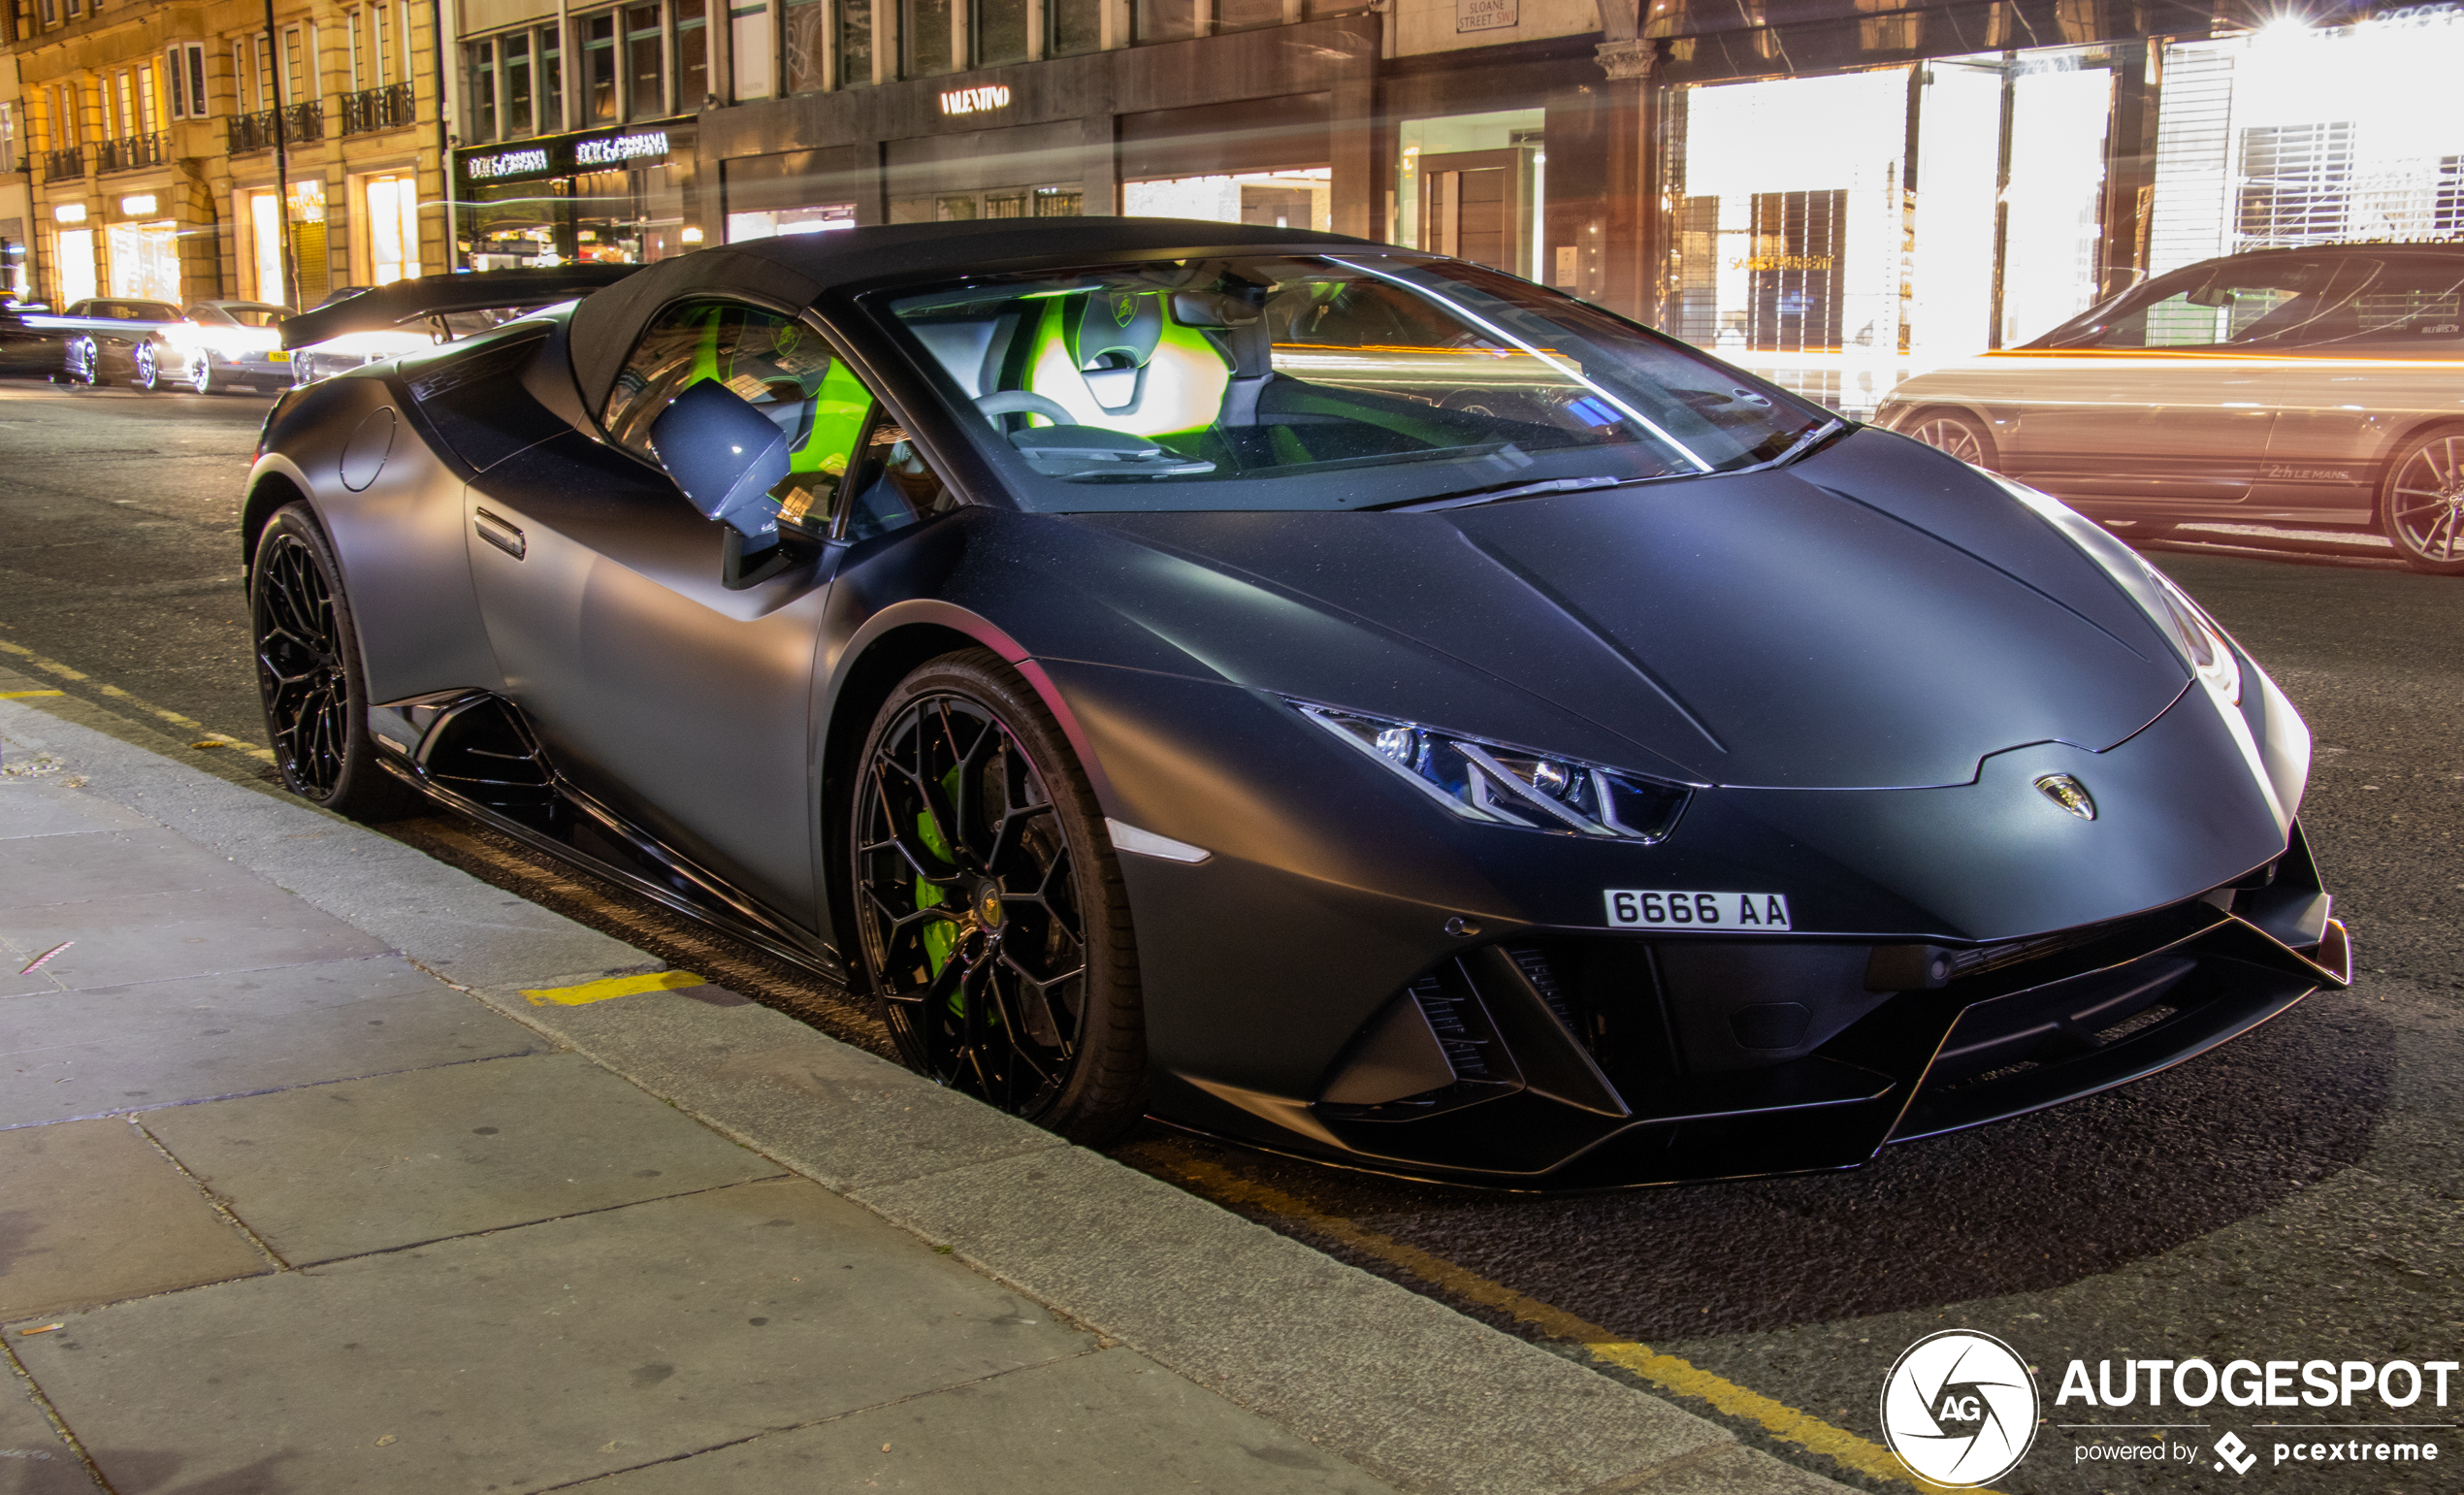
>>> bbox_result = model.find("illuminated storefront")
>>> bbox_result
[1645,0,2464,415]
[455,121,695,267]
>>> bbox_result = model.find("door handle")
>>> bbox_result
[473,507,526,560]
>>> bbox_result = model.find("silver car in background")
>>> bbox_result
[1876,245,2464,573]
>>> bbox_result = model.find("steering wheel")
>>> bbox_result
[975,390,1077,428]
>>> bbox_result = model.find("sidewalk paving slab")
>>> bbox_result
[0,1377,96,1495]
[142,1052,789,1264]
[578,1348,1397,1495]
[0,1118,270,1320]
[0,956,547,1129]
[9,1178,1098,1495]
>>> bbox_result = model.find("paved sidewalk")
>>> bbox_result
[0,679,1847,1495]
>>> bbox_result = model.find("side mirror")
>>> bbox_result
[649,377,793,543]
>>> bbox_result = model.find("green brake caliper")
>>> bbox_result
[913,763,972,1017]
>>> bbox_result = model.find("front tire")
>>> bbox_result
[1905,406,1998,470]
[848,650,1145,1142]
[2379,426,2464,575]
[189,353,216,395]
[67,337,104,385]
[249,504,421,820]
[131,341,160,392]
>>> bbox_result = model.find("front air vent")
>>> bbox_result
[1409,973,1499,1084]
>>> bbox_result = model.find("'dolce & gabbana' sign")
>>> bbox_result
[461,126,677,184]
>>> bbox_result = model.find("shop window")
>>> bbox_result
[902,0,953,77]
[975,0,1027,67]
[1124,168,1329,231]
[107,220,180,302]
[504,33,533,135]
[626,4,665,118]
[467,39,499,141]
[245,191,282,304]
[1741,191,1844,352]
[1395,110,1540,278]
[55,229,95,304]
[784,0,827,91]
[1135,0,1198,43]
[675,5,708,108]
[366,173,420,283]
[1048,0,1098,54]
[729,202,856,240]
[1034,187,1082,215]
[584,12,619,120]
[2438,157,2463,238]
[2236,122,2354,248]
[731,0,775,99]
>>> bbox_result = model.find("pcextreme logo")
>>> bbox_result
[1880,1330,2042,1486]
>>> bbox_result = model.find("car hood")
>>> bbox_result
[1059,428,2192,791]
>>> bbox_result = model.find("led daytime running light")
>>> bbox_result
[2142,566,2242,706]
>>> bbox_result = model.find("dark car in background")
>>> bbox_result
[27,298,187,387]
[1877,244,2464,572]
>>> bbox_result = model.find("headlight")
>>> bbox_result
[1292,701,1689,841]
[1989,474,2241,706]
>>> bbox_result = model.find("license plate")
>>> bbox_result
[268,350,290,362]
[1604,890,1792,930]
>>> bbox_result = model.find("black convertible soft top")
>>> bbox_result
[279,265,643,350]
[563,217,1373,420]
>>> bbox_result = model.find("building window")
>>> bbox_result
[167,42,207,117]
[0,104,16,175]
[503,32,533,134]
[902,0,952,77]
[1135,0,1198,44]
[835,0,872,86]
[1048,0,1098,55]
[625,3,664,118]
[584,11,618,120]
[784,0,825,91]
[538,24,564,131]
[730,0,775,99]
[466,39,499,140]
[38,0,55,27]
[2237,122,2355,248]
[674,2,707,107]
[975,0,1026,66]
[374,2,394,81]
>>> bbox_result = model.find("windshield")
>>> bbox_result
[875,254,1830,512]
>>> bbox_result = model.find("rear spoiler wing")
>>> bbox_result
[279,266,643,349]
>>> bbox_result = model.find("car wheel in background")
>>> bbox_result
[249,504,423,820]
[188,353,216,394]
[67,336,103,385]
[2379,427,2464,575]
[1906,407,1998,470]
[848,650,1146,1143]
[130,341,160,392]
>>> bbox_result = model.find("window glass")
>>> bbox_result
[584,12,618,120]
[835,0,872,85]
[467,39,498,140]
[1047,0,1098,54]
[902,0,952,75]
[503,32,532,135]
[674,8,708,106]
[2036,254,2464,350]
[877,254,1830,513]
[975,0,1026,66]
[603,300,894,532]
[538,24,565,131]
[843,419,957,540]
[783,0,826,91]
[625,4,664,117]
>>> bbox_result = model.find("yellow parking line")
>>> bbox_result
[0,690,68,699]
[1165,1156,1990,1494]
[0,640,277,762]
[522,969,709,1006]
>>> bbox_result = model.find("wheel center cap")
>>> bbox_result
[971,880,1005,930]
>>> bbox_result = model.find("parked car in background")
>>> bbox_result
[26,298,186,388]
[0,295,56,375]
[166,302,292,394]
[1875,244,2464,573]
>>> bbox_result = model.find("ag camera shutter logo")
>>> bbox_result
[1881,1330,2041,1486]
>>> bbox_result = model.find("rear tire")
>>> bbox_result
[847,649,1146,1143]
[130,341,160,393]
[67,337,104,386]
[249,504,422,821]
[2378,425,2464,575]
[188,352,216,395]
[1905,406,1997,471]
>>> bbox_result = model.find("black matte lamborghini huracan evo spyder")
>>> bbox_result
[242,219,2350,1187]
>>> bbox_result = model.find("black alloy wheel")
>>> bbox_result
[249,504,420,819]
[849,651,1145,1142]
[1906,407,1997,470]
[130,341,160,393]
[2379,427,2464,575]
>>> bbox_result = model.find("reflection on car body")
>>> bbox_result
[241,220,2348,1188]
[1876,244,2464,572]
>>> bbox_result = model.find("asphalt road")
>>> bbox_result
[3,376,2457,1493]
